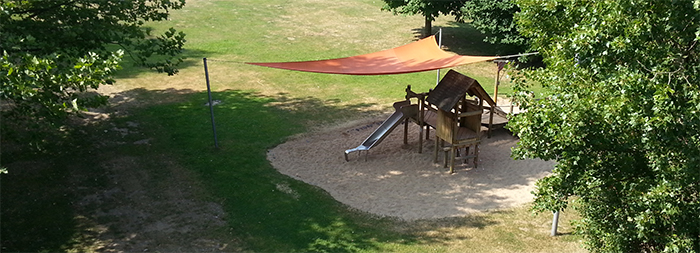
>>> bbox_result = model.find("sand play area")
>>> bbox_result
[267,116,555,221]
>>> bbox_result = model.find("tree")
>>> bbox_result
[509,0,700,252]
[0,0,186,143]
[461,0,527,49]
[381,0,467,38]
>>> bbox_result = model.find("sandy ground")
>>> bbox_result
[268,115,555,221]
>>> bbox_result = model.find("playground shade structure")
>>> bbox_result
[247,36,505,163]
[246,35,497,75]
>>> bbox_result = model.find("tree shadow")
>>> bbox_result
[113,47,212,79]
[0,159,78,252]
[410,23,523,56]
[399,214,502,243]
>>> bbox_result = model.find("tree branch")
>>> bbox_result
[13,0,78,19]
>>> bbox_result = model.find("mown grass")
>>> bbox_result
[114,0,529,108]
[138,91,404,252]
[1,0,581,252]
[114,89,582,252]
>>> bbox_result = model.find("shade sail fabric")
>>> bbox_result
[246,36,497,75]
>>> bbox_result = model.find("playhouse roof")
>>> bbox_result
[246,36,497,75]
[427,70,497,111]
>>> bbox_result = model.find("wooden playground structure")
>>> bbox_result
[344,69,511,173]
[402,69,507,173]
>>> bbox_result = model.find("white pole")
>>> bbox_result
[551,210,560,236]
[435,28,443,85]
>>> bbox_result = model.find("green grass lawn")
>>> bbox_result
[124,91,582,252]
[1,0,581,252]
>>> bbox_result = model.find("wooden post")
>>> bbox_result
[489,61,506,138]
[418,96,424,153]
[403,117,408,145]
[488,107,494,138]
[494,62,501,105]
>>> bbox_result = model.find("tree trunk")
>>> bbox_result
[423,16,432,38]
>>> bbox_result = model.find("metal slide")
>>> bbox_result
[344,101,412,161]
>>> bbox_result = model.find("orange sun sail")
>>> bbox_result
[246,36,497,75]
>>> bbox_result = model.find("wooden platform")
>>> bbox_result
[481,112,508,127]
[481,109,513,137]
[409,108,509,137]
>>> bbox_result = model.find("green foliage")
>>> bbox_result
[0,0,186,139]
[461,0,527,49]
[381,0,467,37]
[1,51,120,120]
[509,0,700,252]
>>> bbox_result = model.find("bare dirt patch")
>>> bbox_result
[65,122,242,252]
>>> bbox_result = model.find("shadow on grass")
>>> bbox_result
[132,89,389,252]
[411,23,523,56]
[398,214,502,244]
[113,47,212,79]
[0,159,79,252]
[1,87,507,252]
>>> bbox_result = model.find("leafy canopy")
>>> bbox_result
[0,0,185,128]
[381,0,467,37]
[461,0,527,48]
[509,0,700,252]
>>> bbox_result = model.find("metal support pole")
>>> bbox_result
[435,28,443,85]
[551,210,560,236]
[203,58,219,148]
